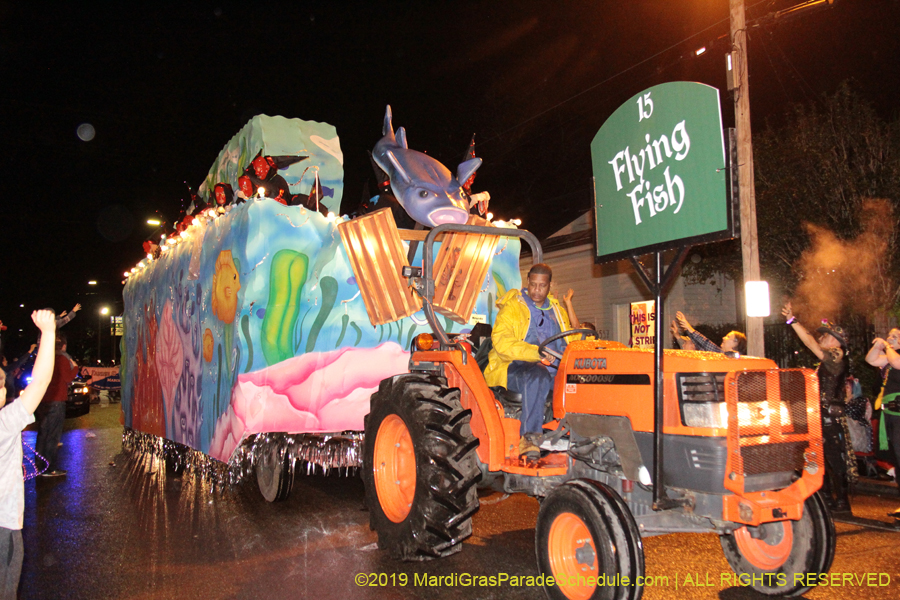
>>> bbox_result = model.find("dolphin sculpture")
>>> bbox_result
[372,105,480,227]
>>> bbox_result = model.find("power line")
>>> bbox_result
[479,0,775,148]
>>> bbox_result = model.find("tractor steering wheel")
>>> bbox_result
[537,328,599,362]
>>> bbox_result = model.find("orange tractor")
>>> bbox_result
[362,224,835,599]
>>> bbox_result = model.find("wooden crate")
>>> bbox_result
[337,208,422,326]
[432,215,496,324]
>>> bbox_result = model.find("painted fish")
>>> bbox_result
[372,105,480,227]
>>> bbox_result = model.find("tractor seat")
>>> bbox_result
[490,386,522,418]
[474,323,553,424]
[490,386,555,426]
[467,322,493,373]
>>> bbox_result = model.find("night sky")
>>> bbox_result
[2,0,898,358]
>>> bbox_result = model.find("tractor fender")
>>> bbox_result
[566,413,644,482]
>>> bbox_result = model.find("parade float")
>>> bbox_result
[121,108,520,500]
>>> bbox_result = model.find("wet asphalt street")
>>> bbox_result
[17,405,900,600]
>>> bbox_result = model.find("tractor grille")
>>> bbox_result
[677,372,725,403]
[725,369,822,489]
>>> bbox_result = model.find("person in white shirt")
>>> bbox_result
[0,310,56,599]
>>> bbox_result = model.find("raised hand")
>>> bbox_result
[670,320,680,338]
[781,302,794,320]
[674,311,693,333]
[31,310,56,333]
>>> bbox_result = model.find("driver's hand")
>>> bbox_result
[539,349,556,366]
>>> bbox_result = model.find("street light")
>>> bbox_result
[745,281,770,317]
[146,214,169,234]
[98,306,109,363]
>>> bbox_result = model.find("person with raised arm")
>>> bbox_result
[0,310,56,599]
[865,327,900,517]
[674,311,745,357]
[782,302,857,513]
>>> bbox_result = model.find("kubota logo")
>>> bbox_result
[573,358,607,370]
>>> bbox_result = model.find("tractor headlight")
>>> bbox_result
[678,369,796,430]
[682,402,729,428]
[677,372,727,428]
[735,401,792,429]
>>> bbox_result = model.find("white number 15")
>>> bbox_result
[637,92,653,121]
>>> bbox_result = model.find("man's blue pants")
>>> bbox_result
[507,361,555,436]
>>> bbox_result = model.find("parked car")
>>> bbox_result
[66,378,91,418]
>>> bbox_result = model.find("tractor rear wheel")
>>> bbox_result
[720,492,835,596]
[536,479,645,600]
[362,374,481,560]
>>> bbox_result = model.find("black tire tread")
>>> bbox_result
[719,491,836,596]
[363,373,481,561]
[536,479,645,600]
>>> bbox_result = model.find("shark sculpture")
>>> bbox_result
[372,105,480,227]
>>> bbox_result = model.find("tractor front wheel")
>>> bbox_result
[720,492,835,596]
[536,479,645,600]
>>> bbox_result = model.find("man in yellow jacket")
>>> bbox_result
[484,263,572,460]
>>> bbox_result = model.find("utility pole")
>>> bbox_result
[730,0,764,357]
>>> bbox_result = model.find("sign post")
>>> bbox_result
[592,82,736,510]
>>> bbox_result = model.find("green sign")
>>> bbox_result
[592,82,731,262]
